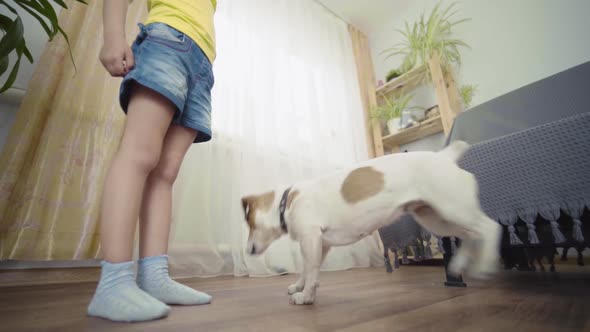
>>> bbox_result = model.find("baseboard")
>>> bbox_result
[0,260,100,270]
[0,267,100,288]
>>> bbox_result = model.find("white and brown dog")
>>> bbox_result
[241,141,501,305]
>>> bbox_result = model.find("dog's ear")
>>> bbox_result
[241,196,251,219]
[241,196,257,229]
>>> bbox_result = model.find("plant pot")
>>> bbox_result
[387,117,401,135]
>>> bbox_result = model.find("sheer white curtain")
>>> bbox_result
[168,0,384,278]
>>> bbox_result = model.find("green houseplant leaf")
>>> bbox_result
[460,84,477,108]
[381,1,470,79]
[0,7,31,92]
[0,0,87,92]
[0,12,24,59]
[1,36,25,92]
[371,93,421,121]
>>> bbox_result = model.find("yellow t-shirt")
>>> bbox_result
[145,0,217,63]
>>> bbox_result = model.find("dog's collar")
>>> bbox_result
[278,187,291,233]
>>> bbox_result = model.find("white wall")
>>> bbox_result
[0,103,18,150]
[370,0,590,151]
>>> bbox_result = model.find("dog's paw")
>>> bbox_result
[448,255,469,277]
[289,292,314,305]
[287,283,304,295]
[469,247,500,280]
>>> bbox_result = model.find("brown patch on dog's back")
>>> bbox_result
[241,191,276,229]
[340,166,385,204]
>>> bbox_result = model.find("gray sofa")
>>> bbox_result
[378,61,590,284]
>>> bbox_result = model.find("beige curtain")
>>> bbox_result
[0,1,147,260]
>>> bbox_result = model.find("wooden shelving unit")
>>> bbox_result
[376,64,428,97]
[370,52,464,156]
[382,115,443,149]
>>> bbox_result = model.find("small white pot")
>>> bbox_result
[386,117,401,135]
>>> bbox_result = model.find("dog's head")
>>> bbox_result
[241,191,283,255]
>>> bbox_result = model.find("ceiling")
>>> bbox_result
[315,0,412,35]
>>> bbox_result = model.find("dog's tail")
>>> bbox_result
[439,140,470,162]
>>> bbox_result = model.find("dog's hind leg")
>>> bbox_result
[409,206,475,277]
[410,202,501,279]
[441,209,501,279]
[439,211,501,279]
[467,214,502,279]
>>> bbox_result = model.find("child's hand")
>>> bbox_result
[100,35,134,77]
[101,0,132,77]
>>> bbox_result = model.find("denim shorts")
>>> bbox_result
[120,23,214,143]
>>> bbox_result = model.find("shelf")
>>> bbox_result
[375,64,428,98]
[369,52,462,157]
[382,115,443,148]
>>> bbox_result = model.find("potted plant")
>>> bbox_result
[460,84,476,108]
[0,0,87,93]
[385,67,403,82]
[384,20,422,74]
[372,93,418,135]
[380,2,470,118]
[381,1,470,76]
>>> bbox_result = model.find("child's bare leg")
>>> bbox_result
[88,85,175,322]
[135,125,211,305]
[139,124,196,258]
[100,85,175,262]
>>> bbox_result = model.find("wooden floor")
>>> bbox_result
[1,265,589,332]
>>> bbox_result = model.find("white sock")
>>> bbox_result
[137,255,212,305]
[87,260,170,322]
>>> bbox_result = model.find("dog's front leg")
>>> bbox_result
[288,270,306,295]
[290,235,323,305]
[288,244,330,295]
